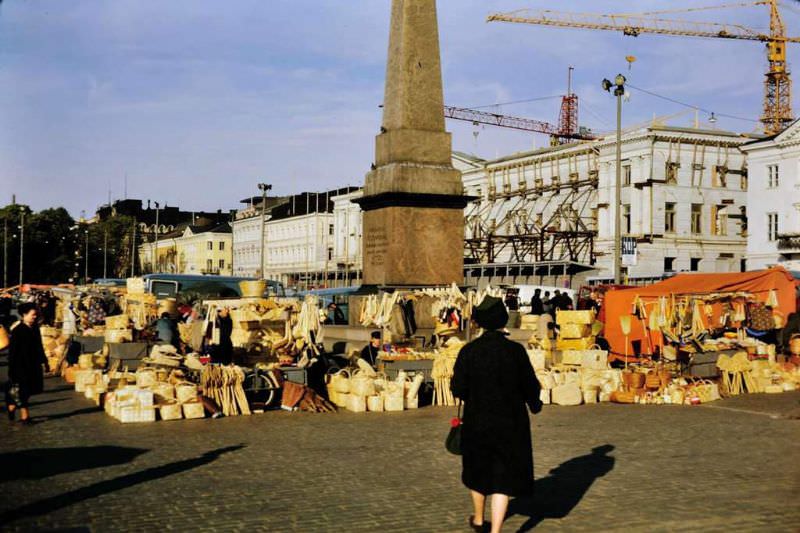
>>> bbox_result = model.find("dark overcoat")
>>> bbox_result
[451,330,541,497]
[8,323,48,398]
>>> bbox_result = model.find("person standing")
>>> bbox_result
[6,303,49,424]
[451,296,542,533]
[529,288,544,315]
[213,307,234,365]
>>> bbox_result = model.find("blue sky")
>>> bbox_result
[1,0,795,217]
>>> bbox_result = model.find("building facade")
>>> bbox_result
[331,189,363,287]
[740,120,800,270]
[138,223,232,275]
[231,188,359,288]
[458,125,752,287]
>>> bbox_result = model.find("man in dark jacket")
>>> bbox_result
[530,289,544,315]
[6,303,49,423]
[452,296,542,532]
[360,331,382,368]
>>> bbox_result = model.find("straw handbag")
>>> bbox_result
[182,401,205,419]
[346,394,367,413]
[330,369,351,394]
[350,370,376,397]
[367,395,384,412]
[175,382,198,403]
[135,368,157,388]
[552,383,582,406]
[159,401,182,421]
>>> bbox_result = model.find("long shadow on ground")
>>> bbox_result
[507,444,616,532]
[0,446,149,482]
[0,445,244,525]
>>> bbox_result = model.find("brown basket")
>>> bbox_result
[622,371,646,390]
[645,372,662,390]
[610,390,636,404]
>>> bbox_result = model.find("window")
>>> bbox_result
[767,212,779,241]
[712,165,727,188]
[329,224,334,236]
[206,259,213,271]
[207,241,213,250]
[665,162,680,184]
[622,204,631,234]
[622,163,632,186]
[664,203,676,233]
[664,257,676,272]
[219,241,225,251]
[219,259,225,269]
[767,164,779,188]
[712,206,728,236]
[690,258,701,271]
[691,204,703,235]
[327,247,333,261]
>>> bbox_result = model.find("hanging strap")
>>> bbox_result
[456,399,463,420]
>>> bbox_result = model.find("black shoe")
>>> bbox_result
[19,418,34,425]
[7,409,14,422]
[468,516,490,533]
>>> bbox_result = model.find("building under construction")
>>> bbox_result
[456,124,754,288]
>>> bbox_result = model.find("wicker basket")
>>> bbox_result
[159,401,182,421]
[622,371,646,390]
[645,372,662,390]
[610,390,636,403]
[239,280,266,298]
[182,401,205,419]
[175,382,198,403]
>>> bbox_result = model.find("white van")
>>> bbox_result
[513,285,576,314]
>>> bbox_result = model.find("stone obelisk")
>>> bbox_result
[357,0,466,287]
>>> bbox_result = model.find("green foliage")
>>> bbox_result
[0,204,140,286]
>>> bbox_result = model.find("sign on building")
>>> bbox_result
[621,236,637,266]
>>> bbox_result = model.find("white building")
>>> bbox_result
[740,120,800,270]
[232,205,266,278]
[458,124,753,287]
[231,189,360,288]
[331,189,363,286]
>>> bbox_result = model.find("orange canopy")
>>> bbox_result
[603,267,799,356]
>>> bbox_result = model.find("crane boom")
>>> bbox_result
[443,105,594,141]
[488,9,779,41]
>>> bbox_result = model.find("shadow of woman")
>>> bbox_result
[0,446,149,482]
[507,444,615,532]
[0,445,244,524]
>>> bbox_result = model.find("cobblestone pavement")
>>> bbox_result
[1,374,798,532]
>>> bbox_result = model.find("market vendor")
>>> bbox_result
[155,312,180,349]
[360,331,381,368]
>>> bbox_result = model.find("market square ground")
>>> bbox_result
[1,375,799,532]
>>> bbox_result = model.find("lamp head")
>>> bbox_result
[614,73,626,86]
[602,78,613,92]
[709,112,718,124]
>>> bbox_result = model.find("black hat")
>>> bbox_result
[370,331,381,340]
[473,296,508,330]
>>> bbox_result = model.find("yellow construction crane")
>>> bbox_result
[488,1,800,135]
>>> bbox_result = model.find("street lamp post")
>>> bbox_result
[3,217,7,288]
[154,202,160,274]
[257,183,272,279]
[18,208,24,286]
[84,229,89,282]
[103,228,108,279]
[602,74,627,285]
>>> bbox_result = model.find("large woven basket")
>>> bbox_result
[239,280,266,298]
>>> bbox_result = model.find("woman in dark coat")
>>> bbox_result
[451,296,542,533]
[6,303,49,423]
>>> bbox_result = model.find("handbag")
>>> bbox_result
[445,401,463,455]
